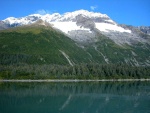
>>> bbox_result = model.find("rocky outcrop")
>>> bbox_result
[0,21,10,30]
[76,15,95,30]
[137,26,150,35]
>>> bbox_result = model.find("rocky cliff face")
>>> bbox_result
[0,21,10,30]
[137,26,150,35]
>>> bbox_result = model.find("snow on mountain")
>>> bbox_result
[2,9,149,45]
[96,23,131,33]
[51,22,91,34]
[59,10,109,22]
[3,9,113,23]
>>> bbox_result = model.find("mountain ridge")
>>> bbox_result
[0,10,149,46]
[0,10,150,66]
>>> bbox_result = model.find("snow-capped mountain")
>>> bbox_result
[1,10,150,66]
[3,10,111,23]
[1,10,150,45]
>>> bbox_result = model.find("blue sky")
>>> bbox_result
[0,0,150,26]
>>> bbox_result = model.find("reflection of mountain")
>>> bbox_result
[0,82,149,113]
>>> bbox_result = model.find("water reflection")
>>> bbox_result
[0,82,150,113]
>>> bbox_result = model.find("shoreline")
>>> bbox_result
[0,79,150,82]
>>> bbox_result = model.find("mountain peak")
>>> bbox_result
[69,9,109,18]
[28,14,42,17]
[2,9,110,24]
[30,19,52,27]
[62,9,109,21]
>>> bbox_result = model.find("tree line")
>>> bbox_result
[0,63,150,79]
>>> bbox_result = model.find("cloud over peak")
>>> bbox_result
[36,9,50,15]
[90,6,98,11]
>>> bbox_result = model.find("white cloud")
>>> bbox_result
[90,6,98,11]
[36,9,50,15]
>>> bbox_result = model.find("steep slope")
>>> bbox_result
[0,21,150,66]
[0,20,93,65]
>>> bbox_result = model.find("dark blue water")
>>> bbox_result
[0,81,150,113]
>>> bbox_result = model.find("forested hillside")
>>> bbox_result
[0,22,150,79]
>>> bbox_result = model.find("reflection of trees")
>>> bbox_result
[0,82,149,96]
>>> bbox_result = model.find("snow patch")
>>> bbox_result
[94,46,109,64]
[100,52,109,64]
[51,22,90,34]
[124,58,129,64]
[96,23,131,33]
[131,51,137,56]
[131,57,140,66]
[87,52,93,58]
[59,50,74,66]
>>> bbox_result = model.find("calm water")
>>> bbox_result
[0,81,150,113]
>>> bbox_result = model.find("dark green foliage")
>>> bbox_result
[0,23,150,66]
[0,22,150,80]
[0,26,92,65]
[0,64,150,79]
